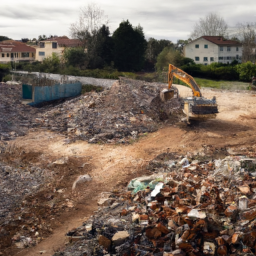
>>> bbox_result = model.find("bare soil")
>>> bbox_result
[1,85,256,256]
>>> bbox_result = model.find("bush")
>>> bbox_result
[181,63,239,81]
[0,63,10,81]
[237,62,256,81]
[82,84,104,94]
[2,74,12,82]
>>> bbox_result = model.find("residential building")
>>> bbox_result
[34,36,82,61]
[184,36,242,65]
[0,40,36,63]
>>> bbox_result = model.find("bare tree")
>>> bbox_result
[190,13,228,39]
[236,22,256,63]
[70,3,108,47]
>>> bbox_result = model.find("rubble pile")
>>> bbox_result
[0,83,39,141]
[58,155,256,256]
[35,78,181,144]
[0,160,51,249]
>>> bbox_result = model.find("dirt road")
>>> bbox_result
[4,85,256,256]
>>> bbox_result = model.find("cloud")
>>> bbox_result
[0,0,255,41]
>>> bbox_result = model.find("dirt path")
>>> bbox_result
[7,85,256,256]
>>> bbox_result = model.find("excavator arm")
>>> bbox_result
[168,64,202,97]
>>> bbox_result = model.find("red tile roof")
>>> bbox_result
[201,36,242,46]
[0,40,36,53]
[42,37,83,47]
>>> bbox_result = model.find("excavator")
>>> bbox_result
[161,64,218,123]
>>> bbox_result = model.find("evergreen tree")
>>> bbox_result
[112,20,147,71]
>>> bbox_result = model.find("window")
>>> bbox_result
[227,46,231,51]
[204,63,208,66]
[39,42,45,48]
[226,56,230,60]
[204,44,208,48]
[32,53,34,57]
[210,57,214,61]
[236,55,239,59]
[1,53,4,57]
[52,42,57,48]
[7,53,9,57]
[203,57,208,61]
[39,51,45,56]
[219,57,223,60]
[195,57,200,61]
[11,53,14,58]
[220,46,223,51]
[195,44,199,48]
[236,47,239,51]
[21,52,29,58]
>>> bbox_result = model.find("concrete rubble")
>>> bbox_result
[0,79,180,144]
[34,78,181,144]
[57,153,256,256]
[0,82,39,141]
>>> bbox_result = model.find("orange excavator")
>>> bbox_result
[161,64,218,123]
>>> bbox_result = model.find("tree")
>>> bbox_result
[175,39,192,53]
[237,22,256,63]
[86,25,114,69]
[190,13,228,39]
[146,38,172,63]
[112,20,147,71]
[70,3,108,48]
[0,36,11,41]
[38,35,47,41]
[237,61,256,81]
[63,47,88,69]
[155,46,184,71]
[40,53,60,73]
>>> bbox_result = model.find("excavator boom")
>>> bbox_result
[168,64,202,97]
[161,64,218,123]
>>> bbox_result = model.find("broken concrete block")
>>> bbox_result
[112,231,129,246]
[203,242,216,255]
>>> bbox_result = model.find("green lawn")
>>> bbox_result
[172,77,250,91]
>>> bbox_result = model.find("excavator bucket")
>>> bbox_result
[160,89,175,102]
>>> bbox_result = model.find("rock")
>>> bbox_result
[72,174,92,190]
[97,198,115,206]
[98,235,111,250]
[112,231,129,246]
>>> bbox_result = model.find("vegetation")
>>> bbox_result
[190,13,228,39]
[112,21,147,71]
[81,84,104,94]
[0,36,11,41]
[155,46,195,71]
[0,63,10,81]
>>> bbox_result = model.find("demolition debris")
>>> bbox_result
[58,153,256,256]
[34,78,181,144]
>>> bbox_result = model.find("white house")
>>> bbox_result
[184,36,242,65]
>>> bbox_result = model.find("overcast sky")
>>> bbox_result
[1,0,256,42]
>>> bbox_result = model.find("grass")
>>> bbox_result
[172,77,250,91]
[194,77,250,91]
[81,84,104,94]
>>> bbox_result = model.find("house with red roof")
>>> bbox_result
[34,36,83,61]
[0,40,36,63]
[184,36,242,65]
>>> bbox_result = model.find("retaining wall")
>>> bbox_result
[13,71,117,88]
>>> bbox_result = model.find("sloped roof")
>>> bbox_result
[0,40,36,53]
[201,36,242,46]
[41,37,83,47]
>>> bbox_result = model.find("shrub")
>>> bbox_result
[237,62,256,81]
